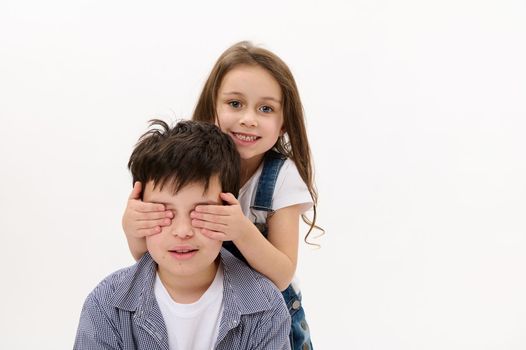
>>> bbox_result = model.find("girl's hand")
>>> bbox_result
[122,181,173,238]
[191,192,252,242]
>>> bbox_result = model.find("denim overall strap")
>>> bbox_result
[251,150,287,212]
[222,151,286,262]
[252,151,313,350]
[226,150,313,349]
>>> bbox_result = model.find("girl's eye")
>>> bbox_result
[228,101,242,109]
[259,105,274,113]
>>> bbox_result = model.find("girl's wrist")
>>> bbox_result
[232,218,260,246]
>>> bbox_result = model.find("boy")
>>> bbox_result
[74,120,291,350]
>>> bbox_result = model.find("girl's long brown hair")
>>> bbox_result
[193,41,323,244]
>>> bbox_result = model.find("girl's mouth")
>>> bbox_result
[232,132,260,142]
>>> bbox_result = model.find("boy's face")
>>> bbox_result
[143,177,223,280]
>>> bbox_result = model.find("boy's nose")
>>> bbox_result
[169,218,194,239]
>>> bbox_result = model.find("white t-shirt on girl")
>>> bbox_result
[154,264,224,350]
[238,158,313,292]
[238,158,313,222]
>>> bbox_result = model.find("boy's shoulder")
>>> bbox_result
[216,249,291,349]
[84,254,156,311]
[219,248,287,311]
[86,265,132,301]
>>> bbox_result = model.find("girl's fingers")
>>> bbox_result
[194,193,238,214]
[132,201,167,213]
[137,218,172,229]
[127,183,167,213]
[220,192,239,205]
[194,204,229,215]
[199,228,227,241]
[135,210,173,221]
[191,219,226,233]
[136,226,162,237]
[129,182,143,200]
[190,211,226,225]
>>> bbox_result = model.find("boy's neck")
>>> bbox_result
[157,258,220,304]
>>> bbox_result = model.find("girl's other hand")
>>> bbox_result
[191,192,252,242]
[122,181,173,238]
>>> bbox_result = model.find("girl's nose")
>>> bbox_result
[239,110,257,127]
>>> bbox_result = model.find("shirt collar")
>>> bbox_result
[110,252,157,312]
[109,248,274,316]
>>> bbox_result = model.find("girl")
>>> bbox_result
[123,41,321,349]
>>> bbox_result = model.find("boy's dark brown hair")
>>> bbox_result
[128,119,240,196]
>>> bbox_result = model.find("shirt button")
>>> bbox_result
[292,300,301,310]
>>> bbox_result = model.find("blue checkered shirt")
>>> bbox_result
[74,248,291,350]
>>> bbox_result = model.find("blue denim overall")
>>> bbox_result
[223,150,313,350]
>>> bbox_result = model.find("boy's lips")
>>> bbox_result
[168,246,198,260]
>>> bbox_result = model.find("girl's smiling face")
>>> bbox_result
[215,64,284,169]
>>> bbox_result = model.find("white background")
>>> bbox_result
[1,0,525,349]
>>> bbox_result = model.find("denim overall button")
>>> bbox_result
[292,300,301,310]
[302,343,310,350]
[300,320,308,330]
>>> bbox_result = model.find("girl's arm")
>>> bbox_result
[191,192,301,290]
[123,182,173,261]
[236,204,301,290]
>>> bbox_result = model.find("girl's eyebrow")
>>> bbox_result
[261,96,282,104]
[220,91,244,96]
[221,91,281,104]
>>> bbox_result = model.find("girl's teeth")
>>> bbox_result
[235,133,257,141]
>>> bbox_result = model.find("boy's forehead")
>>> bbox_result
[143,179,222,204]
